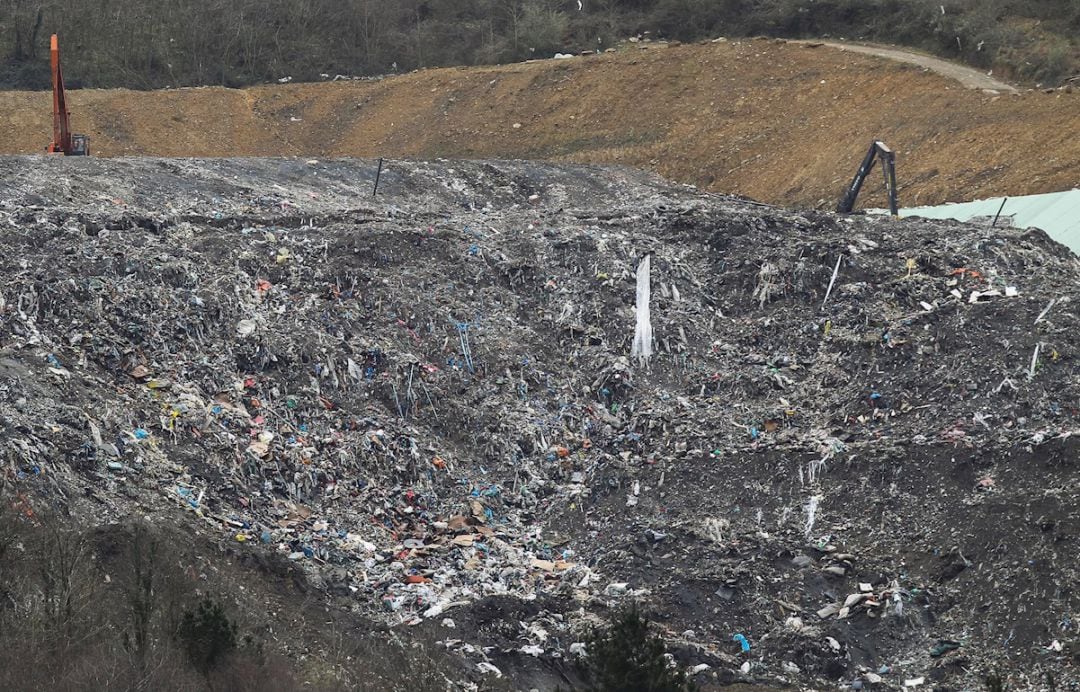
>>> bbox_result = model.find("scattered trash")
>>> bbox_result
[3,158,1077,691]
[930,639,962,657]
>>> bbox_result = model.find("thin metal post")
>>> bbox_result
[991,197,1009,227]
[372,158,384,197]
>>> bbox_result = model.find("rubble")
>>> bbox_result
[1,156,1078,689]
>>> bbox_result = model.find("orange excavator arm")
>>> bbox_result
[47,34,89,156]
[48,34,69,154]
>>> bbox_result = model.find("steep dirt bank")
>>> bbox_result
[2,39,1077,209]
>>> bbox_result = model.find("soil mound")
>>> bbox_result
[3,39,1078,209]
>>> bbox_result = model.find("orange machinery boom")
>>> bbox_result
[47,34,89,156]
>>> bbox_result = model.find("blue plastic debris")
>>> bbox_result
[732,633,750,653]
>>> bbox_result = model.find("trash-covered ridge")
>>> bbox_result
[1,157,1077,689]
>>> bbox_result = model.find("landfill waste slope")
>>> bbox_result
[1,156,1078,690]
[2,37,1080,210]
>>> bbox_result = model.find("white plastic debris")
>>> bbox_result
[822,254,843,309]
[804,494,821,538]
[476,661,503,677]
[631,254,653,366]
[1035,298,1057,323]
[605,582,629,596]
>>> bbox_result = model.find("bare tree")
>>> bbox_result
[32,510,100,657]
[2,0,44,61]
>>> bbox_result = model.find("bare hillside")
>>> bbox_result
[2,39,1078,209]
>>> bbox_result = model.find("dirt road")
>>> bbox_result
[809,41,1019,93]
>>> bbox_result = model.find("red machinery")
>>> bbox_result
[47,34,89,156]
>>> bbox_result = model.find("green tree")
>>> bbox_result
[582,607,696,692]
[517,1,570,58]
[177,597,238,676]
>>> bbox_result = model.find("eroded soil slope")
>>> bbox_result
[2,39,1078,209]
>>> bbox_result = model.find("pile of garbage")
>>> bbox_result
[1,156,1076,689]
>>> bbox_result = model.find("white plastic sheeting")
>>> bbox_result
[888,188,1080,255]
[631,254,653,366]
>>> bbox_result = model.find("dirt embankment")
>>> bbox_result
[2,39,1078,209]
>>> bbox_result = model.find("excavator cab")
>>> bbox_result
[47,34,90,156]
[70,134,90,156]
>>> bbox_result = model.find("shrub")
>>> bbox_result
[517,4,570,59]
[581,607,696,692]
[176,598,238,676]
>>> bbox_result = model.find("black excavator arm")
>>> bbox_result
[836,140,897,215]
